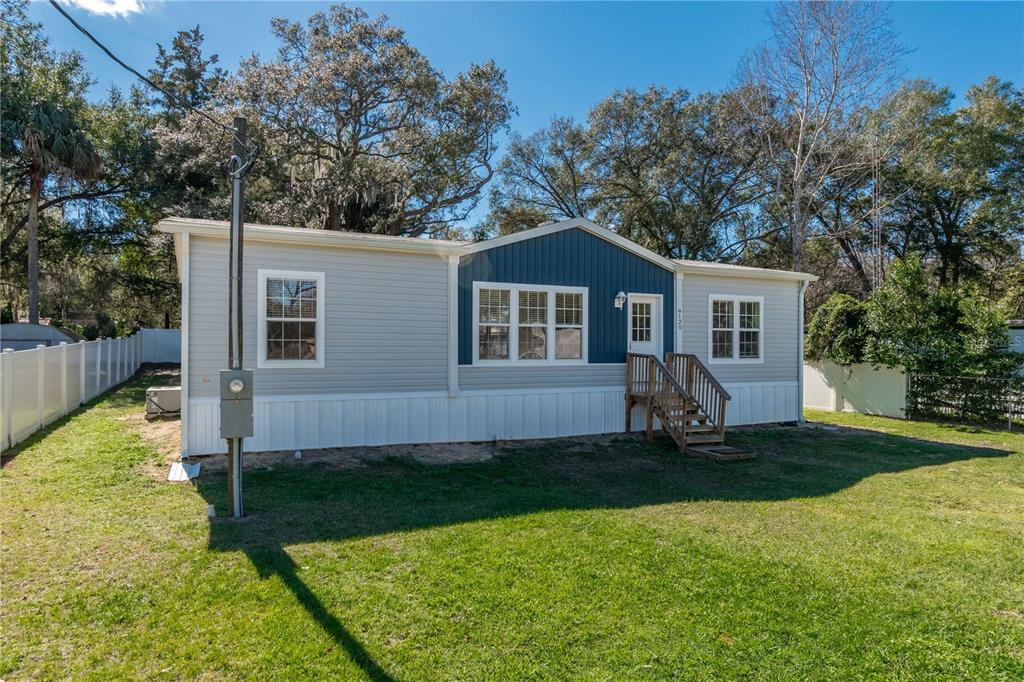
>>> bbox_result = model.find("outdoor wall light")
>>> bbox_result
[614,291,627,309]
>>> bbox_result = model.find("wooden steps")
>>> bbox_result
[626,352,753,460]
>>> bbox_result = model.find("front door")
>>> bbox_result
[627,294,661,356]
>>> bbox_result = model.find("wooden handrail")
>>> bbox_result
[650,355,692,401]
[665,352,730,439]
[666,353,731,400]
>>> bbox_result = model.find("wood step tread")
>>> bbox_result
[685,445,756,461]
[684,434,725,445]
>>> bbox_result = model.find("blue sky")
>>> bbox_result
[30,0,1024,223]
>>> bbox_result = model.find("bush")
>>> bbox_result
[804,255,1022,380]
[865,256,1021,377]
[805,293,869,365]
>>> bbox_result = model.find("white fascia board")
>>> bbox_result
[463,217,678,272]
[673,260,819,283]
[157,217,467,257]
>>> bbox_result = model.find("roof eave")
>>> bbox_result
[156,217,467,256]
[674,261,819,283]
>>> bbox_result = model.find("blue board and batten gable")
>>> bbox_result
[458,227,675,364]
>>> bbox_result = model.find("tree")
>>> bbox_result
[741,0,905,271]
[864,255,1019,376]
[804,293,869,365]
[1,1,100,322]
[484,117,596,235]
[885,78,1024,286]
[148,26,226,117]
[589,87,770,259]
[485,87,771,259]
[230,4,514,236]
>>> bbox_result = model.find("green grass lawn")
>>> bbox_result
[2,377,1023,680]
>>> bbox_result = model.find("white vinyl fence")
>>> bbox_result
[138,328,181,363]
[1,329,181,451]
[803,361,908,419]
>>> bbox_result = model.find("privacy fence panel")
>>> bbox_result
[0,329,177,452]
[803,362,907,418]
[139,328,181,364]
[43,346,63,423]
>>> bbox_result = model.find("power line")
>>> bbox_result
[46,0,257,171]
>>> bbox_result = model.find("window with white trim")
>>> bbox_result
[478,288,511,360]
[518,290,548,360]
[708,295,762,363]
[474,283,587,364]
[258,270,325,368]
[555,292,584,359]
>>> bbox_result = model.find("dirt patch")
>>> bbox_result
[191,439,501,473]
[186,433,641,475]
[123,411,181,480]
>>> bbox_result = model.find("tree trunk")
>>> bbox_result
[791,185,803,272]
[27,172,42,325]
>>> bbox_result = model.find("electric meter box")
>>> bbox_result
[219,369,254,438]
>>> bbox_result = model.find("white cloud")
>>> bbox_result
[62,0,149,18]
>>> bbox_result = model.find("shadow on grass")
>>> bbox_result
[246,547,397,682]
[196,423,1012,679]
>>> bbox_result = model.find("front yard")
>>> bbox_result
[2,374,1022,680]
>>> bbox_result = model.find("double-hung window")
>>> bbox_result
[708,295,763,363]
[474,283,587,364]
[258,269,325,368]
[555,292,584,359]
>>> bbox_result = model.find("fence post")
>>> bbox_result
[59,342,68,416]
[2,349,13,449]
[105,339,112,390]
[79,341,86,406]
[95,340,101,398]
[36,344,45,429]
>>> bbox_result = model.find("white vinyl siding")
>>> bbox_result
[459,364,626,390]
[680,275,798,383]
[187,236,449,398]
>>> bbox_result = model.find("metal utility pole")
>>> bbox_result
[220,117,254,518]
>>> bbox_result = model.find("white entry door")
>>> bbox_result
[627,294,661,356]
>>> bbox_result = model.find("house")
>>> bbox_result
[159,217,817,457]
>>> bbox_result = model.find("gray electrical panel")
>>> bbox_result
[219,369,254,438]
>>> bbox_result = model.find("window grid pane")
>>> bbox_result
[518,327,547,360]
[739,330,759,359]
[479,325,509,360]
[740,301,760,330]
[518,291,548,325]
[712,330,733,359]
[555,292,583,326]
[712,300,734,330]
[555,328,582,359]
[479,289,511,324]
[631,302,651,342]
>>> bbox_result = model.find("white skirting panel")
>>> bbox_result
[186,388,627,456]
[185,381,799,456]
[722,381,799,425]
